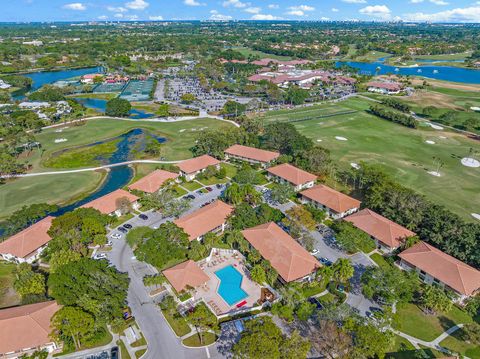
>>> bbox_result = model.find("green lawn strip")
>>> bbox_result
[134,349,147,358]
[393,303,473,342]
[0,261,20,308]
[182,332,217,347]
[440,329,480,359]
[370,253,391,269]
[0,171,105,220]
[178,292,192,302]
[172,185,188,197]
[116,340,132,359]
[70,92,118,100]
[197,176,227,185]
[417,345,446,358]
[301,281,327,298]
[385,334,417,359]
[317,292,336,304]
[264,97,480,221]
[233,46,292,61]
[264,182,275,189]
[43,138,120,169]
[130,334,147,348]
[110,213,135,228]
[181,181,203,191]
[161,310,191,337]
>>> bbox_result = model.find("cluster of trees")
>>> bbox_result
[105,98,131,117]
[346,163,480,268]
[381,97,411,113]
[13,263,46,304]
[28,85,66,101]
[228,203,283,230]
[1,203,58,238]
[140,188,190,218]
[369,105,417,128]
[330,221,376,254]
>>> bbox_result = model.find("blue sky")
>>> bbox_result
[3,0,480,23]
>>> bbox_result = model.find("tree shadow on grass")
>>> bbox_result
[438,315,457,332]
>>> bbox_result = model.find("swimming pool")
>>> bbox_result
[215,265,248,306]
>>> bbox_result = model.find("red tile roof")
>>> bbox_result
[267,163,317,186]
[345,209,416,249]
[225,144,280,163]
[0,301,60,355]
[162,260,209,292]
[301,185,361,214]
[81,189,139,214]
[178,155,220,175]
[367,81,402,91]
[399,241,480,296]
[128,169,178,193]
[0,216,54,259]
[242,222,321,282]
[174,200,233,241]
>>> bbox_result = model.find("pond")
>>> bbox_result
[50,128,165,216]
[336,60,480,84]
[73,97,155,119]
[12,66,102,99]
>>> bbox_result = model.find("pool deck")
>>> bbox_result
[194,249,262,316]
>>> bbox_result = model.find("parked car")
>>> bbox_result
[93,253,107,260]
[111,233,121,239]
[139,214,148,220]
[118,227,128,233]
[319,257,332,266]
[110,346,119,359]
[216,184,222,189]
[206,186,213,192]
[123,223,133,229]
[106,240,113,246]
[310,248,319,256]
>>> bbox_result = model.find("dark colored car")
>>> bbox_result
[118,227,128,233]
[216,184,222,189]
[319,257,333,266]
[369,306,384,314]
[308,297,323,310]
[139,214,148,220]
[110,346,119,359]
[206,186,213,192]
[123,223,133,229]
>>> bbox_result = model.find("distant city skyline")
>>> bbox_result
[3,0,480,23]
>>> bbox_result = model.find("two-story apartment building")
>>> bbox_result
[300,185,360,219]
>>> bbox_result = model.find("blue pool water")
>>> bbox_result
[215,265,248,306]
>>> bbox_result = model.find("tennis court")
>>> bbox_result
[93,82,126,93]
[119,79,154,101]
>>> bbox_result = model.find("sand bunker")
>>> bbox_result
[428,171,441,177]
[54,138,67,143]
[472,213,480,221]
[439,136,447,139]
[425,140,436,144]
[316,139,323,142]
[430,124,443,130]
[335,136,348,141]
[179,129,186,132]
[351,163,360,170]
[470,107,480,112]
[461,157,480,168]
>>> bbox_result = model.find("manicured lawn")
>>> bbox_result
[370,253,391,269]
[135,349,146,358]
[197,176,227,186]
[116,340,132,359]
[0,261,20,309]
[393,302,473,342]
[386,334,417,359]
[0,171,104,219]
[162,310,191,337]
[182,332,217,347]
[261,97,480,221]
[440,328,480,359]
[110,213,134,228]
[131,334,147,348]
[181,181,202,191]
[221,162,238,178]
[301,281,327,298]
[70,92,118,100]
[317,292,336,304]
[233,46,292,60]
[171,185,188,197]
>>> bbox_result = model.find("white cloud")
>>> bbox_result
[126,14,139,20]
[321,17,330,20]
[210,10,233,20]
[342,0,367,3]
[222,0,247,8]
[114,13,124,18]
[107,6,127,12]
[149,15,164,20]
[429,0,448,5]
[409,0,423,3]
[288,5,315,11]
[98,15,108,20]
[404,6,480,22]
[62,3,86,10]
[267,4,279,9]
[332,7,339,12]
[184,0,204,6]
[251,13,282,20]
[287,10,305,16]
[359,5,391,19]
[125,0,149,10]
[245,7,261,14]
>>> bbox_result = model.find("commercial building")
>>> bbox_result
[300,185,360,219]
[366,81,403,95]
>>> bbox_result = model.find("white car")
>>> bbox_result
[310,249,319,256]
[93,253,107,260]
[110,233,121,239]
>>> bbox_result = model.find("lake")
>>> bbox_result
[74,97,155,119]
[336,60,480,84]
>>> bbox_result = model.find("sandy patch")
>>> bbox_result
[430,124,443,130]
[471,107,480,112]
[472,213,480,221]
[425,140,436,144]
[316,139,322,142]
[461,157,480,168]
[351,163,360,170]
[335,136,348,141]
[54,138,68,143]
[428,171,441,177]
[179,129,186,133]
[439,136,447,139]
